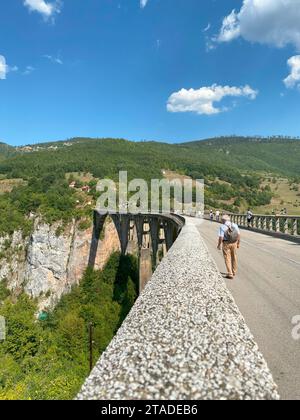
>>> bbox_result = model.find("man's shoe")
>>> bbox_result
[226,275,234,279]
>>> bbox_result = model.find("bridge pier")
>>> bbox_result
[90,211,185,294]
[149,216,160,266]
[88,212,108,268]
[139,248,153,292]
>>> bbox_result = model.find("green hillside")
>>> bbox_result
[181,136,300,177]
[0,136,299,236]
[0,142,16,161]
[2,136,300,181]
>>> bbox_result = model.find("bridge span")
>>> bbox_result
[78,215,279,401]
[199,219,300,400]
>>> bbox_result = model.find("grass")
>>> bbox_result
[0,179,27,194]
[255,177,300,215]
[65,172,96,184]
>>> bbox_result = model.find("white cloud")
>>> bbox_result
[0,56,18,80]
[203,23,211,33]
[23,65,35,76]
[24,0,61,19]
[216,0,300,50]
[43,54,63,65]
[284,55,300,89]
[0,56,7,80]
[140,0,148,9]
[167,84,258,115]
[218,10,241,43]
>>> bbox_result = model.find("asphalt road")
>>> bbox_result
[198,219,300,400]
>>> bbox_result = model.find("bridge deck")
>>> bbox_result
[78,218,278,400]
[199,219,300,400]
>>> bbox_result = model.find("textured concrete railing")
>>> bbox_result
[230,214,300,237]
[205,212,300,241]
[77,218,279,400]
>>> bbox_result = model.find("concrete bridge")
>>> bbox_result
[76,210,300,400]
[200,217,300,400]
[88,211,185,292]
[228,213,300,242]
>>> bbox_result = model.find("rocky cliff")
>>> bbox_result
[0,218,120,310]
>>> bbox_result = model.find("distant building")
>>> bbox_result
[20,146,33,152]
[69,181,76,189]
[81,185,91,193]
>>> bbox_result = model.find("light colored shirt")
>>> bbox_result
[218,222,240,239]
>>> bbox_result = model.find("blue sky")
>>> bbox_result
[1,0,300,146]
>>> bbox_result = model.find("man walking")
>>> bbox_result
[217,215,241,279]
[247,209,253,228]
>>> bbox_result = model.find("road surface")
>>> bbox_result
[198,219,300,400]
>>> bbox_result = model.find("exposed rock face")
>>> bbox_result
[0,231,27,294]
[0,219,120,310]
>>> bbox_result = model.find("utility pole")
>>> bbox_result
[89,322,94,373]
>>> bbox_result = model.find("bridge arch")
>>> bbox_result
[88,211,185,292]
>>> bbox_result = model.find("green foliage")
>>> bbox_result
[1,136,300,232]
[183,136,300,177]
[0,253,138,400]
[0,143,16,162]
[0,172,84,236]
[0,282,10,302]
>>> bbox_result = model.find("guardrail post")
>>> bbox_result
[284,218,289,235]
[272,216,276,232]
[276,218,280,233]
[257,216,262,230]
[262,217,267,231]
[292,219,298,236]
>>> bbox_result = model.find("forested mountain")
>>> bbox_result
[0,142,16,161]
[0,136,299,236]
[2,136,300,180]
[181,136,300,177]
